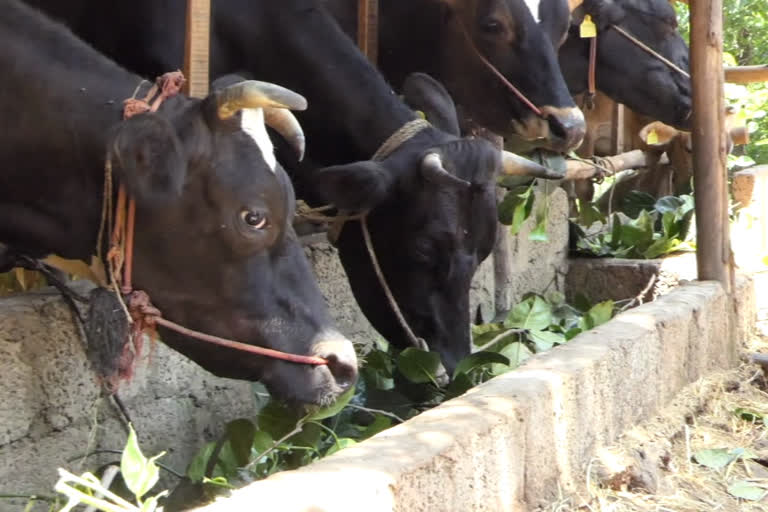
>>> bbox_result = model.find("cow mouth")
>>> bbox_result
[505,106,586,154]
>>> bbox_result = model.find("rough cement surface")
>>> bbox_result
[197,276,754,512]
[0,288,259,510]
[566,253,698,304]
[495,183,570,315]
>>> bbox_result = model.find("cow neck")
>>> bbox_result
[256,1,424,161]
[102,72,328,368]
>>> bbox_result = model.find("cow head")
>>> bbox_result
[308,73,547,373]
[421,0,585,153]
[107,78,357,405]
[559,0,692,129]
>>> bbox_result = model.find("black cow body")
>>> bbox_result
[556,0,692,129]
[1,0,357,405]
[25,0,513,372]
[324,0,586,154]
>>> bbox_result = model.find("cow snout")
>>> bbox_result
[313,337,358,391]
[541,106,586,153]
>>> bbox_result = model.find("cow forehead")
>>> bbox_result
[523,0,541,21]
[240,108,277,173]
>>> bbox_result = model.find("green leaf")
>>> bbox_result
[186,441,218,482]
[360,415,393,440]
[226,419,257,467]
[643,237,681,259]
[586,300,615,328]
[527,330,565,352]
[693,448,739,469]
[654,195,686,214]
[121,425,163,500]
[505,296,553,331]
[564,327,583,341]
[324,438,358,457]
[727,480,768,501]
[140,493,168,512]
[621,191,656,218]
[546,291,566,306]
[258,400,304,439]
[453,351,511,379]
[577,200,606,227]
[498,185,532,226]
[307,385,356,421]
[396,348,443,384]
[491,342,533,374]
[444,372,475,399]
[471,322,508,347]
[252,430,274,455]
[528,212,549,242]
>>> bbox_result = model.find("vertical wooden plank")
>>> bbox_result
[357,0,379,63]
[690,0,733,291]
[184,0,211,98]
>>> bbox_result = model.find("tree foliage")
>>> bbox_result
[675,0,768,165]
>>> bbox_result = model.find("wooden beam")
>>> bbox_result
[690,0,733,291]
[725,65,768,84]
[184,0,211,98]
[564,150,668,181]
[357,0,379,63]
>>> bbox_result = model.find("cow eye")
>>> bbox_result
[239,209,268,230]
[481,18,503,34]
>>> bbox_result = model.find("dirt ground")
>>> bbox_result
[544,271,768,512]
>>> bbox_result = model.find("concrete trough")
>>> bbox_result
[196,275,755,512]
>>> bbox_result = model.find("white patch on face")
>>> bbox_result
[524,0,541,22]
[240,107,276,173]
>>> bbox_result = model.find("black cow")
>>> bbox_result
[324,0,586,154]
[555,0,692,129]
[1,0,358,406]
[24,0,552,373]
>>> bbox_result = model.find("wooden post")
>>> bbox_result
[184,0,211,98]
[690,0,733,291]
[357,0,379,63]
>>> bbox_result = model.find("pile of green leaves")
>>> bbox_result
[572,193,696,259]
[164,293,616,509]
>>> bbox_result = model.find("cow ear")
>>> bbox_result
[311,161,395,211]
[639,121,680,151]
[107,114,187,208]
[402,73,461,136]
[578,0,624,30]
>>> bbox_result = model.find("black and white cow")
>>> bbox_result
[1,0,358,405]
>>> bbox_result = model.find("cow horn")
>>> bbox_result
[264,107,306,161]
[421,153,471,188]
[217,80,308,120]
[501,151,564,179]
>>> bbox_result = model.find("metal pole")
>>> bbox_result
[690,0,733,291]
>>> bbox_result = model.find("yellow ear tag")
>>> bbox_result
[580,15,597,38]
[646,129,659,145]
[415,110,427,120]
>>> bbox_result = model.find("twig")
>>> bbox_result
[619,274,657,312]
[0,494,57,502]
[345,404,405,424]
[84,465,120,512]
[473,329,526,353]
[244,421,307,471]
[66,449,185,479]
[685,424,692,474]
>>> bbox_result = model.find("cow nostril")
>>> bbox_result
[546,114,567,141]
[325,353,358,391]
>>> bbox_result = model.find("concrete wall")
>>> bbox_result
[195,275,755,512]
[0,184,570,510]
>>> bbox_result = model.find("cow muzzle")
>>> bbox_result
[312,335,359,393]
[540,105,586,153]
